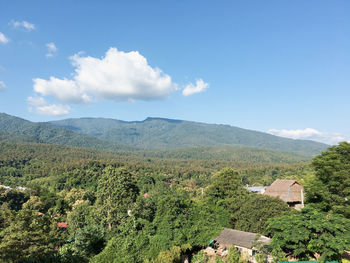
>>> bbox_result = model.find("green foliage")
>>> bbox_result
[22,195,44,211]
[96,166,139,231]
[67,201,95,235]
[151,244,191,263]
[255,252,266,263]
[233,194,291,235]
[192,251,208,263]
[267,207,350,261]
[226,246,240,263]
[0,124,342,263]
[90,227,151,263]
[206,168,246,202]
[306,142,350,218]
[71,224,105,259]
[0,188,29,211]
[0,209,61,262]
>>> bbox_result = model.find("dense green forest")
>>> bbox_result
[0,127,349,262]
[0,142,311,191]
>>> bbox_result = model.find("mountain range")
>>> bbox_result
[0,113,328,159]
[48,116,328,156]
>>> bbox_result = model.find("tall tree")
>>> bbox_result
[306,142,350,218]
[233,194,291,235]
[96,166,139,231]
[206,168,246,202]
[267,207,350,261]
[206,167,248,226]
[0,209,60,262]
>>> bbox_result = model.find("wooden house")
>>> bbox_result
[209,228,271,263]
[263,179,304,209]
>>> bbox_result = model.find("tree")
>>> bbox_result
[67,200,94,235]
[0,188,29,211]
[267,207,350,261]
[22,195,44,211]
[96,166,139,231]
[0,209,60,262]
[306,142,350,218]
[255,252,266,263]
[233,194,291,235]
[151,244,191,263]
[226,246,240,263]
[191,251,208,263]
[206,168,247,202]
[206,168,249,227]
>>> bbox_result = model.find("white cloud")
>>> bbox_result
[32,47,178,104]
[268,128,347,145]
[33,77,91,103]
[0,32,9,44]
[46,42,58,57]
[11,20,35,31]
[0,81,6,90]
[27,96,70,116]
[182,78,209,96]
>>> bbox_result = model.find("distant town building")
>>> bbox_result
[264,179,304,210]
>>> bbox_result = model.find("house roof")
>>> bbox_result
[214,228,270,249]
[264,179,303,203]
[57,222,68,228]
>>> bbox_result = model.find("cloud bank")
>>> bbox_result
[268,128,347,145]
[182,79,209,96]
[29,47,206,115]
[27,97,70,116]
[0,32,9,44]
[11,20,35,31]
[46,42,58,57]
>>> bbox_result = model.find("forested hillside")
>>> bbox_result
[1,142,349,262]
[0,142,310,189]
[49,117,328,156]
[0,113,132,151]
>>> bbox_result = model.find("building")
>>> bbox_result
[57,222,68,230]
[206,228,271,263]
[246,186,266,194]
[263,179,304,209]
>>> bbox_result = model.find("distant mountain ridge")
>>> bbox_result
[0,113,132,151]
[48,116,329,157]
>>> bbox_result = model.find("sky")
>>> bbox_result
[0,0,349,145]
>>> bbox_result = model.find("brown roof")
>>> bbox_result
[214,228,270,249]
[264,179,303,203]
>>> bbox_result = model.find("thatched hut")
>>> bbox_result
[264,179,304,209]
[213,228,271,262]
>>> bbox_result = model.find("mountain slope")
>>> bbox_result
[49,117,329,156]
[142,145,308,163]
[0,113,132,151]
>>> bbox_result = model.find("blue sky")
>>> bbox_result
[0,0,349,144]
